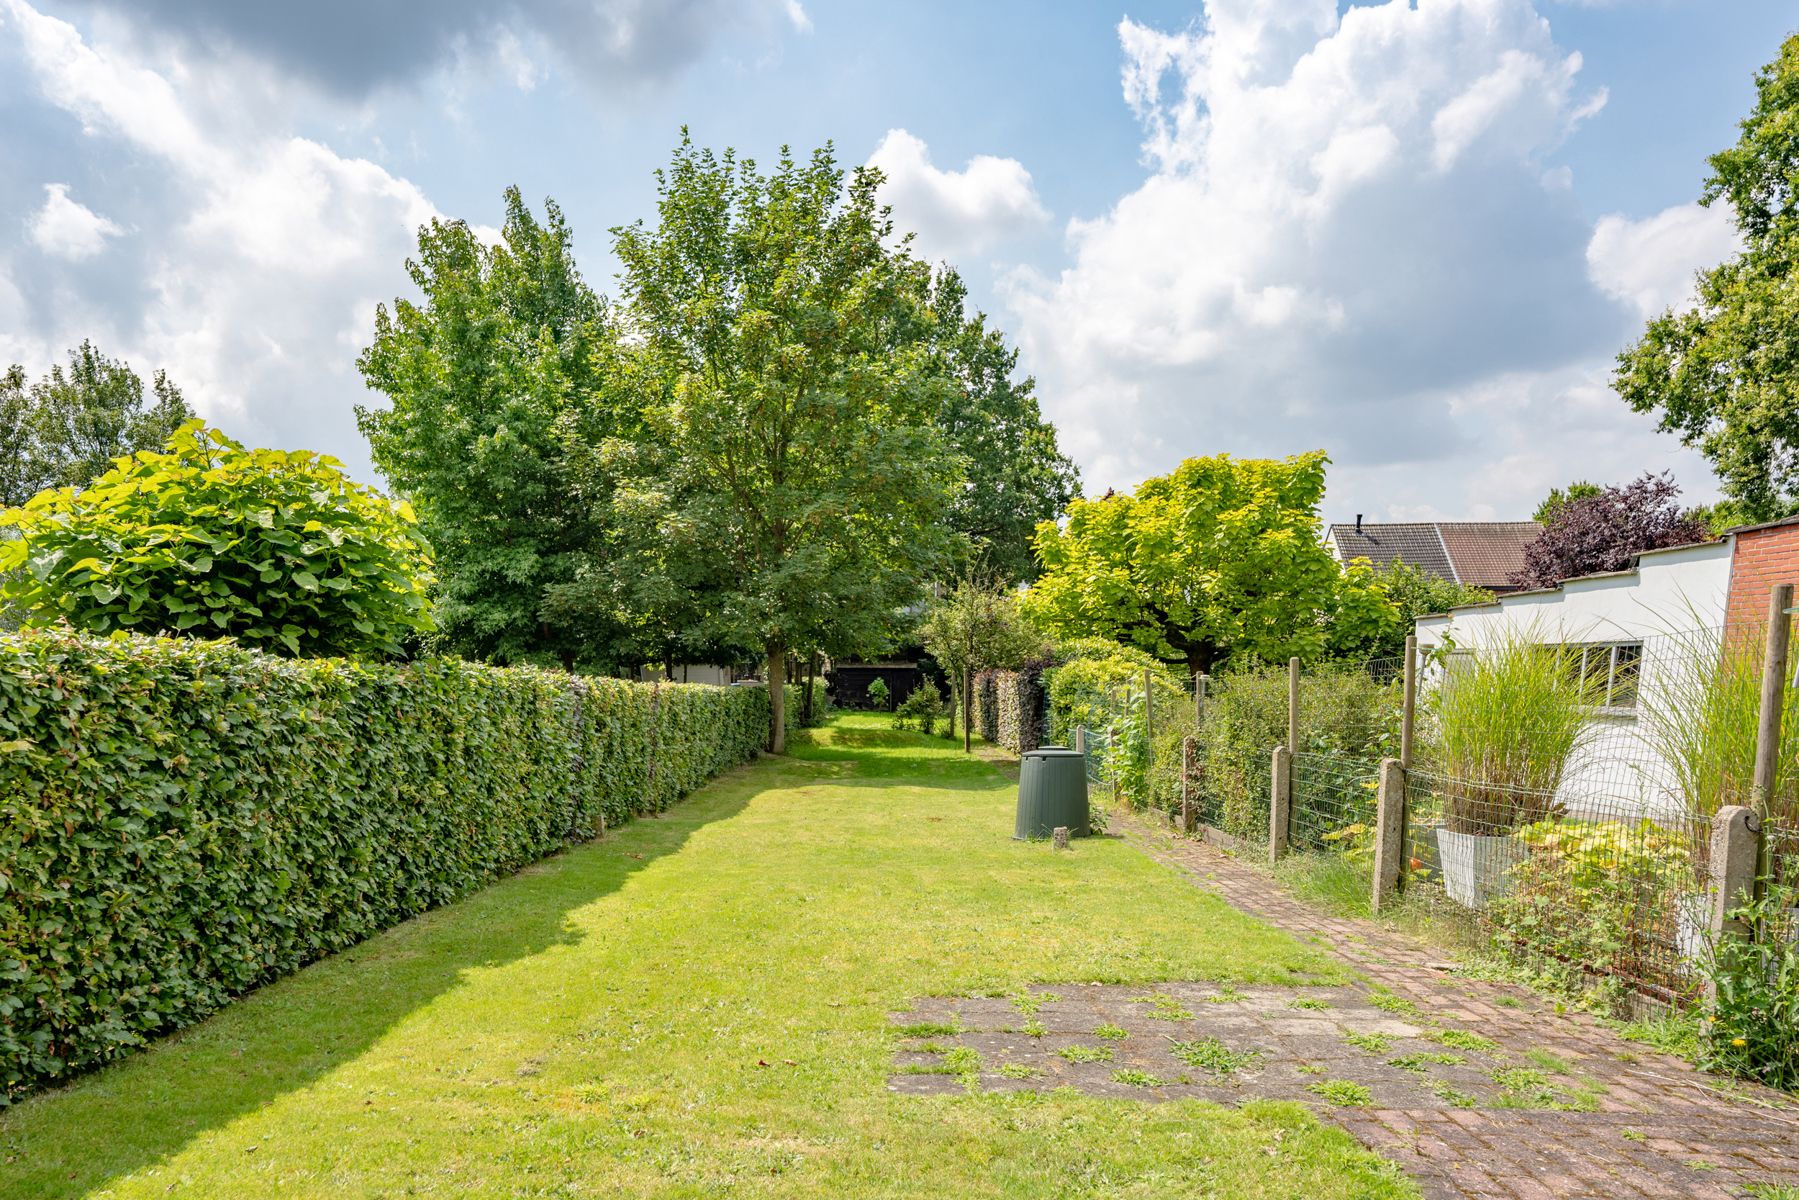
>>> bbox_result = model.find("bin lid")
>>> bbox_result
[1023,745,1084,759]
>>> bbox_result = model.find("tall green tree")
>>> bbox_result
[1024,451,1374,673]
[358,188,612,667]
[1615,31,1799,521]
[926,272,1080,582]
[610,137,958,751]
[1533,480,1600,524]
[0,342,194,506]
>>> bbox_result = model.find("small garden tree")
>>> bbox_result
[1025,451,1370,672]
[920,578,1046,751]
[1510,472,1709,589]
[0,421,433,657]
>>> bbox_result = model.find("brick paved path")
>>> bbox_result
[1119,813,1799,1199]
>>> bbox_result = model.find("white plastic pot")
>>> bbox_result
[1436,829,1526,909]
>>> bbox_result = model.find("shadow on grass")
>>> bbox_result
[0,780,754,1200]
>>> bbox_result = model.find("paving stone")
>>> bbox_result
[886,811,1799,1199]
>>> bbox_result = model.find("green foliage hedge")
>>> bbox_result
[0,628,772,1101]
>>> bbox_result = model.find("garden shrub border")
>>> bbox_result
[0,628,776,1101]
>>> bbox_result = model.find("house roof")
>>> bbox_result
[1327,522,1455,580]
[1437,522,1543,589]
[1327,520,1540,590]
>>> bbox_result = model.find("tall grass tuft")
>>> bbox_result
[1640,621,1799,822]
[1429,633,1601,833]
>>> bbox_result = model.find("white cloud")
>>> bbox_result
[1005,0,1679,521]
[1,0,440,471]
[868,129,1049,264]
[1587,201,1741,318]
[27,183,125,259]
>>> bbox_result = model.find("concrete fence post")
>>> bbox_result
[1074,725,1087,755]
[1371,757,1407,915]
[1709,804,1763,948]
[1270,746,1291,863]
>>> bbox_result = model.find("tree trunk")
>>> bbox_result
[962,665,972,754]
[767,638,788,754]
[803,652,817,724]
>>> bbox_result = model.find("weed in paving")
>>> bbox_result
[1012,991,1060,1017]
[1112,1069,1164,1087]
[1130,993,1195,1021]
[1093,1023,1129,1041]
[943,1047,983,1077]
[1307,1080,1374,1107]
[1490,1067,1561,1110]
[1206,984,1246,1004]
[1168,1037,1265,1077]
[1021,1018,1047,1039]
[1058,1045,1114,1064]
[1425,1028,1498,1053]
[1523,1048,1571,1074]
[1387,1052,1466,1073]
[1288,997,1332,1011]
[997,1063,1038,1080]
[897,1021,961,1038]
[1366,990,1422,1017]
[1342,1030,1394,1055]
[1425,1081,1476,1109]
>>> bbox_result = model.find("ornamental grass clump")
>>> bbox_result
[1430,635,1600,834]
[1642,623,1799,822]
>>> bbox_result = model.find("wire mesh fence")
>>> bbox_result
[1290,751,1380,855]
[1053,619,1799,1005]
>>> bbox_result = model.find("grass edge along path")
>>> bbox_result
[0,715,1413,1199]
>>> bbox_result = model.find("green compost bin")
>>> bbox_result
[1014,746,1090,839]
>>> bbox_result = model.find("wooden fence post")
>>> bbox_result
[1400,635,1417,770]
[1752,585,1792,895]
[1181,736,1196,834]
[1371,758,1406,914]
[1287,657,1300,758]
[1074,725,1087,755]
[1269,746,1291,862]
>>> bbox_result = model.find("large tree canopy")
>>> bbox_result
[1614,32,1799,522]
[926,272,1080,582]
[1024,451,1375,673]
[1,342,194,507]
[357,187,611,668]
[609,137,959,750]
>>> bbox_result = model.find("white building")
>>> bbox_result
[1412,518,1799,822]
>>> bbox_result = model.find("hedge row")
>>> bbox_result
[0,628,777,1100]
[993,660,1051,753]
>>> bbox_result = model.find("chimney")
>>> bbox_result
[1355,513,1363,535]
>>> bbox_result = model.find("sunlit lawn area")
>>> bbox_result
[0,714,1411,1198]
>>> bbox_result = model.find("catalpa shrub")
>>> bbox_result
[0,420,433,658]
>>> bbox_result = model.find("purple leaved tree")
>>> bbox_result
[1511,472,1711,590]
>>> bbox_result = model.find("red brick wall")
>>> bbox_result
[1724,521,1799,644]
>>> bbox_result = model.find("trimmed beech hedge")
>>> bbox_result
[0,628,773,1100]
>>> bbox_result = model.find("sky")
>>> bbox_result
[1,0,1793,524]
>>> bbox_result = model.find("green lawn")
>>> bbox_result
[0,714,1412,1198]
